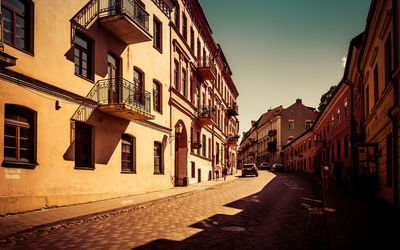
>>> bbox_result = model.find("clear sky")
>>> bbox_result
[199,0,371,136]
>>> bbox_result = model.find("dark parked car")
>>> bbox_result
[272,163,284,172]
[259,162,271,170]
[242,163,258,177]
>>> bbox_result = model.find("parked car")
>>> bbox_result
[259,162,271,170]
[241,163,258,177]
[272,163,284,172]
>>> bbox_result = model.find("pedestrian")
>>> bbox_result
[322,164,330,191]
[222,167,227,181]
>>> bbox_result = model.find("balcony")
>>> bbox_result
[195,105,216,127]
[97,78,154,121]
[227,103,238,116]
[98,0,151,44]
[197,56,216,81]
[71,0,151,45]
[227,135,239,148]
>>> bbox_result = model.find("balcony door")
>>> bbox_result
[108,53,119,103]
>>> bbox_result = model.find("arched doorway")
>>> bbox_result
[175,120,188,186]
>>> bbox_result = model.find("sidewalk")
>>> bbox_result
[323,179,400,249]
[0,174,239,241]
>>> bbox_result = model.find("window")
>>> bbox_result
[208,138,211,159]
[134,68,143,89]
[190,27,194,51]
[121,134,135,173]
[153,17,162,51]
[309,140,311,149]
[74,34,91,79]
[331,145,334,163]
[190,78,194,103]
[190,127,193,153]
[153,80,161,113]
[196,131,200,155]
[331,116,334,128]
[366,86,370,116]
[174,61,179,90]
[2,0,32,52]
[202,134,206,156]
[337,109,340,124]
[344,136,348,157]
[154,142,163,174]
[182,68,187,97]
[197,39,201,60]
[374,65,379,104]
[216,142,220,164]
[305,120,312,129]
[75,122,92,168]
[386,134,393,186]
[174,4,180,27]
[191,162,195,178]
[182,14,187,41]
[385,35,392,88]
[289,120,294,130]
[344,101,348,118]
[337,139,341,160]
[4,104,36,167]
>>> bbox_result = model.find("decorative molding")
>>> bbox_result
[378,9,392,40]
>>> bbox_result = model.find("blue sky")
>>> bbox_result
[200,0,371,135]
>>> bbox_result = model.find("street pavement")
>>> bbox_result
[2,170,399,249]
[2,171,328,249]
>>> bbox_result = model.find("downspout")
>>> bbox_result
[388,0,399,207]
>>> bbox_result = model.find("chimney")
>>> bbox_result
[251,120,256,127]
[296,98,302,104]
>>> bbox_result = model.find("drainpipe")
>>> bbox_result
[388,0,399,207]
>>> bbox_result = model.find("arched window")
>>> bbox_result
[4,104,36,167]
[121,134,136,173]
[2,0,33,52]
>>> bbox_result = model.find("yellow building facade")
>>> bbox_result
[0,0,239,215]
[359,0,400,206]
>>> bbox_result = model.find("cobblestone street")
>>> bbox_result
[5,171,327,249]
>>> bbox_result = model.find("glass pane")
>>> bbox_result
[20,138,31,149]
[4,136,16,147]
[4,147,16,159]
[20,127,30,138]
[2,7,12,19]
[4,0,26,13]
[16,14,24,26]
[3,20,12,32]
[16,37,25,48]
[82,52,87,61]
[19,149,30,161]
[4,32,12,43]
[74,56,80,65]
[5,125,16,136]
[82,69,87,77]
[82,60,87,70]
[75,65,79,74]
[75,35,88,49]
[18,114,29,124]
[74,48,80,57]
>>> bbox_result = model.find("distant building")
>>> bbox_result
[238,99,317,166]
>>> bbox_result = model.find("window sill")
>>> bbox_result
[74,166,95,170]
[2,160,39,169]
[153,172,164,175]
[121,171,136,174]
[153,45,163,54]
[5,42,34,57]
[75,73,94,83]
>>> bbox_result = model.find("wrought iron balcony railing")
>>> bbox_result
[228,135,240,142]
[98,0,149,32]
[195,105,216,122]
[227,103,238,116]
[197,56,216,80]
[97,78,151,114]
[70,0,150,45]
